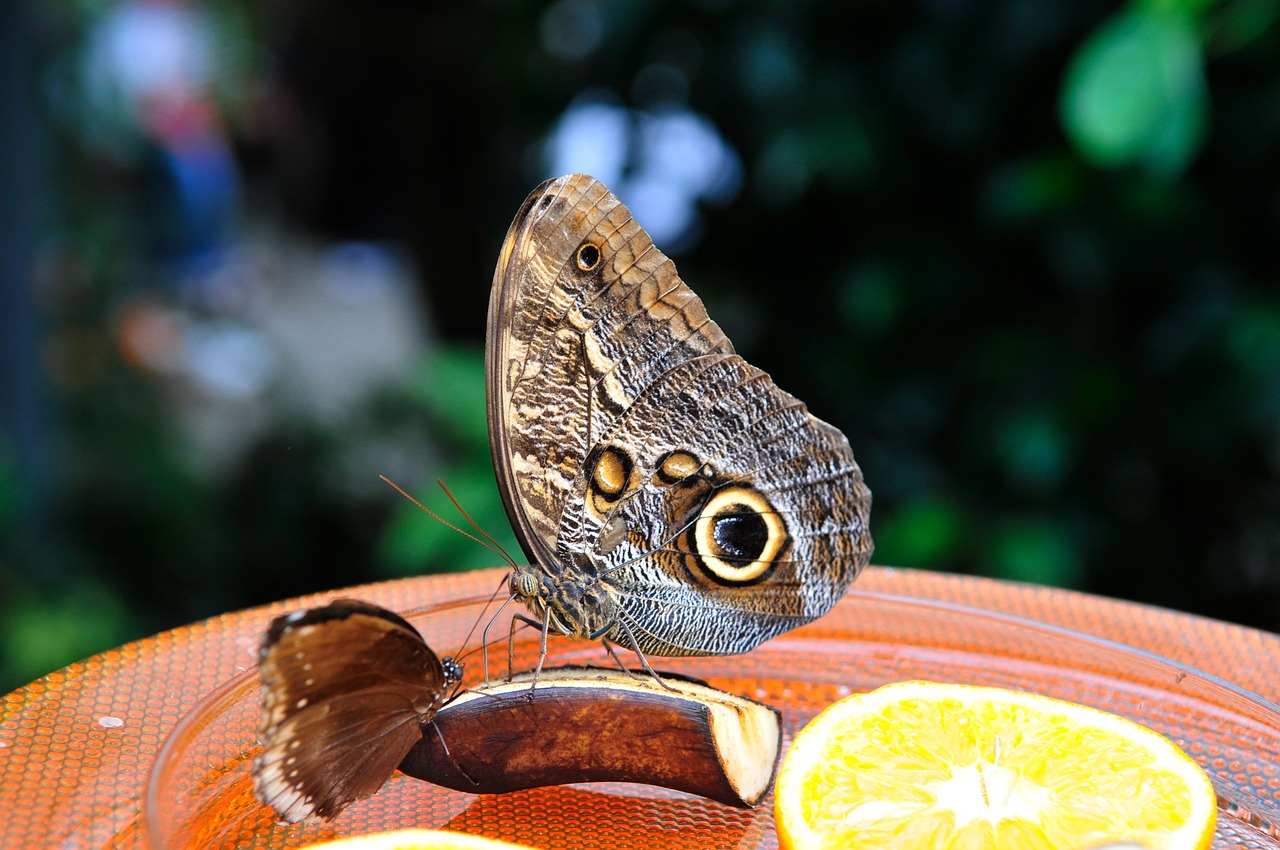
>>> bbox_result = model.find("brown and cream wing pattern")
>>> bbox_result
[487,174,872,657]
[487,177,734,553]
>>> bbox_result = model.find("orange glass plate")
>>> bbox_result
[145,590,1280,850]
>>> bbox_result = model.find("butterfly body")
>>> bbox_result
[489,175,873,658]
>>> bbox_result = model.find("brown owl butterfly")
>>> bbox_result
[488,173,873,660]
[252,598,462,822]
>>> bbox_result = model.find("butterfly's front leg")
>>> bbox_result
[600,632,678,692]
[507,611,553,690]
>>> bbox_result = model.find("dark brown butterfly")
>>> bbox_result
[252,598,462,822]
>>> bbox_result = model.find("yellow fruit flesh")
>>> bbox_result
[300,829,536,850]
[779,683,1216,850]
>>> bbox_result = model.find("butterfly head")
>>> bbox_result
[440,655,464,693]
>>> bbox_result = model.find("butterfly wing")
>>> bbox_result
[487,174,872,656]
[487,175,736,569]
[590,354,871,655]
[252,599,452,822]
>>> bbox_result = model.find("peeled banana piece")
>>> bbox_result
[398,666,782,808]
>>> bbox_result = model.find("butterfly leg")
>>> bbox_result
[426,720,481,788]
[532,614,552,688]
[611,619,677,692]
[508,612,553,690]
[505,612,524,681]
[600,637,640,679]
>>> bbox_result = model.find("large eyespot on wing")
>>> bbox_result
[646,447,790,585]
[688,485,789,585]
[252,599,455,822]
[592,353,872,657]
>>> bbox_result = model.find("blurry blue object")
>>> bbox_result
[82,0,243,273]
[542,93,742,252]
[152,115,241,270]
[183,319,274,399]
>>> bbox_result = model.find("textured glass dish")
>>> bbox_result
[145,590,1280,849]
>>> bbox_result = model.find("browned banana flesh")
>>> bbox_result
[397,666,782,808]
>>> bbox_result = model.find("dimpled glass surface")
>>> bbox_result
[2,567,1279,849]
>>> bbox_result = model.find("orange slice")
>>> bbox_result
[774,681,1216,850]
[301,829,536,850]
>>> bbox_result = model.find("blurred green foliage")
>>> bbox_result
[1061,3,1208,177]
[4,0,1280,694]
[378,347,522,577]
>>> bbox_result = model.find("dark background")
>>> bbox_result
[3,0,1279,693]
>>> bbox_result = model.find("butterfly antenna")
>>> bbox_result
[379,475,516,567]
[459,605,537,685]
[434,479,520,568]
[454,573,515,681]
